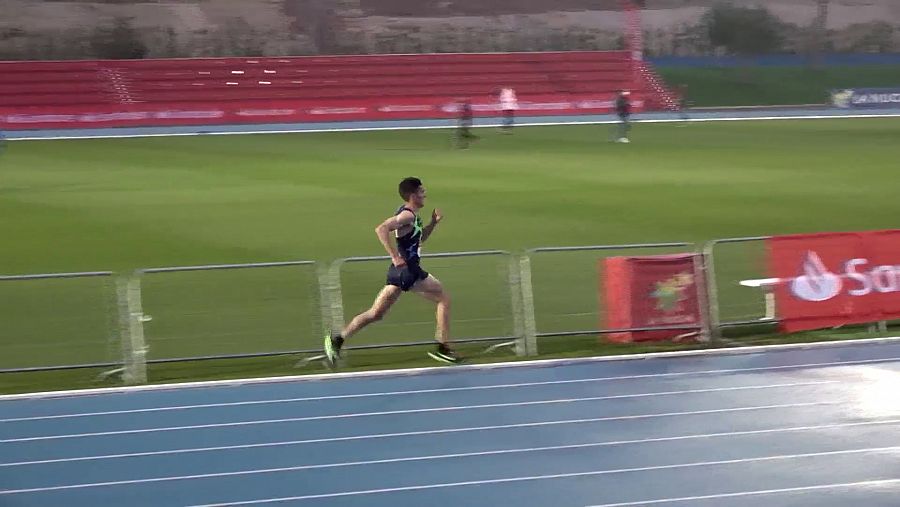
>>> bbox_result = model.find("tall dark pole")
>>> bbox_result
[812,0,829,68]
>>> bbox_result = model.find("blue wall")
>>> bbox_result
[648,53,900,67]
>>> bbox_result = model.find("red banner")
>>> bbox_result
[602,254,703,342]
[0,94,647,130]
[767,229,900,332]
[868,230,900,321]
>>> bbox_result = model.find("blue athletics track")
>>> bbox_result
[1,338,899,507]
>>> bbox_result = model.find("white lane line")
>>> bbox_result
[174,447,900,505]
[2,357,895,423]
[4,444,899,497]
[4,405,886,467]
[0,380,838,443]
[3,336,898,402]
[9,112,900,142]
[584,479,900,506]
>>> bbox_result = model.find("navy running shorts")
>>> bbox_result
[386,262,429,291]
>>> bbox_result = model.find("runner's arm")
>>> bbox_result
[375,210,414,265]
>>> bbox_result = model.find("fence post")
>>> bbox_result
[114,276,131,382]
[126,273,148,384]
[114,273,147,385]
[506,254,528,356]
[518,253,539,355]
[702,241,723,343]
[315,262,332,340]
[326,259,346,335]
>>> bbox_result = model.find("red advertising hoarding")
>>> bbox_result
[602,254,704,342]
[767,230,900,332]
[0,94,646,130]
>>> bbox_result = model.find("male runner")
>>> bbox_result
[324,177,460,365]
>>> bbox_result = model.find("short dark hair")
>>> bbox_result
[398,177,422,200]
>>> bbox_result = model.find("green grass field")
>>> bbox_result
[1,118,899,394]
[657,64,900,106]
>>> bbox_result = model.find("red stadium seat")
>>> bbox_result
[0,51,670,112]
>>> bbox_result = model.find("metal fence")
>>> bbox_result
[324,250,524,356]
[703,236,775,339]
[0,271,121,373]
[2,239,896,385]
[134,261,321,362]
[519,242,703,353]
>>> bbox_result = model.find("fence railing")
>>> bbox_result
[135,261,321,359]
[519,242,699,354]
[703,236,775,340]
[0,271,120,374]
[2,238,895,385]
[324,250,524,355]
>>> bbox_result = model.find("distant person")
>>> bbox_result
[614,90,632,143]
[677,83,690,121]
[456,98,478,149]
[499,86,518,133]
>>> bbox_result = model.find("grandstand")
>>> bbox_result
[0,51,678,128]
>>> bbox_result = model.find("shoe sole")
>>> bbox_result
[427,352,461,365]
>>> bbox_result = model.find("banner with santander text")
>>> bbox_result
[767,229,900,333]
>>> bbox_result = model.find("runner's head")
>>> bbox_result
[399,177,426,208]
